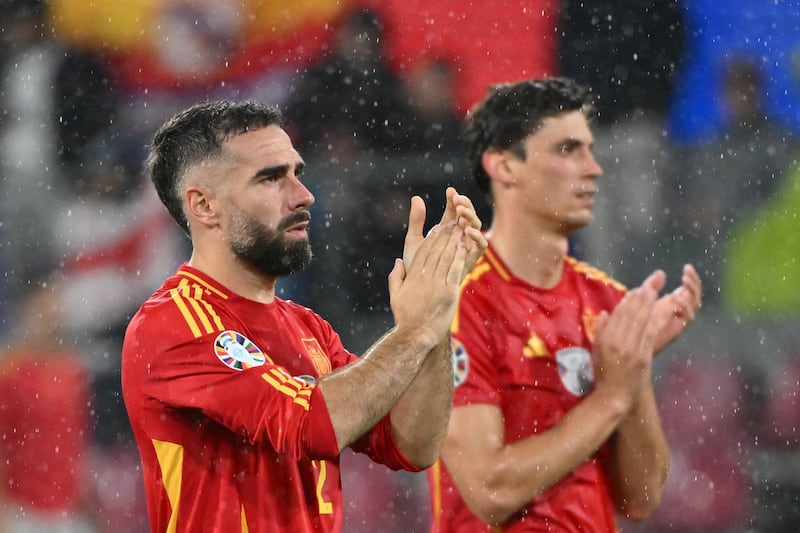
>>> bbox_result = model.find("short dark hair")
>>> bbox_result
[462,77,594,195]
[147,100,284,234]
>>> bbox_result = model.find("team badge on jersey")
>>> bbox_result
[556,347,594,396]
[214,330,267,370]
[451,338,469,387]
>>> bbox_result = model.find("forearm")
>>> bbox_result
[318,326,438,452]
[446,389,630,524]
[608,383,670,521]
[389,336,454,468]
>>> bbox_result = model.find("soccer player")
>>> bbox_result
[428,78,702,532]
[121,100,486,532]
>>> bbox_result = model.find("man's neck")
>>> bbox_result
[188,249,278,303]
[487,222,569,290]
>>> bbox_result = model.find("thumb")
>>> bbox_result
[407,196,426,240]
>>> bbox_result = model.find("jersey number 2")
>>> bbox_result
[313,460,333,514]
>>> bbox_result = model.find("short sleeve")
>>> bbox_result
[450,288,502,408]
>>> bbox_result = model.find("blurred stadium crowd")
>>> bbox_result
[1,0,800,531]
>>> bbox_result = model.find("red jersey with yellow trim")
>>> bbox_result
[122,264,417,533]
[429,244,626,533]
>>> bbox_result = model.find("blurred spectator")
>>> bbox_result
[402,57,463,156]
[54,139,187,447]
[558,0,687,286]
[54,47,119,177]
[282,6,463,349]
[558,0,686,126]
[722,157,800,316]
[0,0,122,328]
[284,6,413,160]
[0,0,64,314]
[0,273,96,532]
[669,56,798,306]
[644,357,754,532]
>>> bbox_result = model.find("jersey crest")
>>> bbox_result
[582,308,601,344]
[214,330,267,370]
[302,337,332,376]
[556,347,594,396]
[451,338,469,387]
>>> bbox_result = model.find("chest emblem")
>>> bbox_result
[556,347,594,396]
[582,309,600,344]
[301,337,332,376]
[214,330,266,371]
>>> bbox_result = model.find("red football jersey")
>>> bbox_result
[122,264,417,533]
[0,351,91,515]
[429,245,626,533]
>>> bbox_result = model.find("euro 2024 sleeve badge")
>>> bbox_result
[215,330,267,371]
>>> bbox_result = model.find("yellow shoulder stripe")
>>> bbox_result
[170,278,225,338]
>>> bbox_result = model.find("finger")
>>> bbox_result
[435,224,464,279]
[403,196,427,266]
[640,269,666,296]
[410,223,451,275]
[447,242,468,286]
[455,202,481,231]
[670,287,697,321]
[462,226,488,276]
[407,195,426,237]
[387,258,406,295]
[439,187,459,225]
[612,288,657,346]
[465,226,488,252]
[682,264,703,308]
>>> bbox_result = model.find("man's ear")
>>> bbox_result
[481,148,515,187]
[185,185,221,229]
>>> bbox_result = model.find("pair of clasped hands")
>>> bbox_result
[386,187,486,345]
[386,186,702,375]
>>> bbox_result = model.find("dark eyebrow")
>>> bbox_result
[252,161,305,180]
[560,138,584,150]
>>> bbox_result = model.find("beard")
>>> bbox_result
[228,209,312,277]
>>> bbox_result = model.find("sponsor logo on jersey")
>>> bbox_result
[451,338,469,387]
[522,332,550,357]
[214,330,267,370]
[556,347,594,396]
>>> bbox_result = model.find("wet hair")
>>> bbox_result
[462,77,594,195]
[147,100,284,235]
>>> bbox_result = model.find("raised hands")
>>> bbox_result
[650,264,702,353]
[592,271,664,408]
[591,265,702,411]
[388,187,487,344]
[402,186,487,276]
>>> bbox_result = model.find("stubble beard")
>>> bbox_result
[228,210,313,277]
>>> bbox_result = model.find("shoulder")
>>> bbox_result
[278,298,326,324]
[460,248,509,295]
[277,298,339,338]
[564,256,627,293]
[123,269,227,349]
